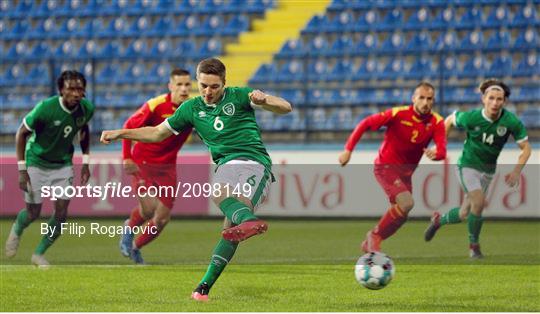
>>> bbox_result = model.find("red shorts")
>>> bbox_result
[132,163,177,209]
[373,164,413,204]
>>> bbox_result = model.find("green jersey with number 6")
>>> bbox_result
[23,96,95,169]
[454,108,528,174]
[165,87,272,167]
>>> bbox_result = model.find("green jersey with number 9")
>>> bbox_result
[454,108,528,174]
[23,96,95,169]
[165,87,272,168]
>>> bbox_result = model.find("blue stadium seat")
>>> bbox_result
[383,89,405,104]
[353,33,378,55]
[276,39,306,58]
[6,20,30,40]
[328,59,355,81]
[355,9,380,31]
[176,15,200,37]
[303,15,328,34]
[520,107,540,128]
[325,11,355,33]
[96,62,122,85]
[307,89,335,106]
[149,39,173,58]
[308,60,330,82]
[485,55,512,77]
[458,55,487,79]
[0,0,13,17]
[99,41,122,58]
[31,0,61,18]
[512,53,539,77]
[3,64,26,87]
[54,41,77,58]
[199,15,226,36]
[56,0,86,17]
[117,64,146,85]
[405,58,436,80]
[222,15,249,36]
[307,108,328,130]
[123,39,147,58]
[126,16,151,37]
[483,6,510,28]
[378,9,403,31]
[53,18,85,39]
[197,38,222,58]
[172,41,196,58]
[404,7,431,30]
[277,61,304,83]
[431,7,455,29]
[433,31,458,51]
[277,90,306,107]
[27,18,56,40]
[485,30,511,51]
[152,0,176,14]
[456,7,482,29]
[24,64,50,85]
[307,36,330,57]
[6,42,29,59]
[458,30,484,51]
[511,4,538,28]
[440,56,459,79]
[328,36,354,57]
[328,0,348,11]
[30,42,52,59]
[514,29,538,50]
[12,0,34,18]
[379,33,405,53]
[332,107,354,130]
[0,20,6,40]
[147,15,175,37]
[404,32,432,53]
[513,86,540,102]
[352,59,379,81]
[77,40,99,58]
[249,63,278,84]
[254,109,274,130]
[98,17,128,38]
[378,59,405,80]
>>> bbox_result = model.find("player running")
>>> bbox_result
[424,79,531,258]
[5,70,94,266]
[100,58,292,301]
[119,68,192,264]
[339,82,447,253]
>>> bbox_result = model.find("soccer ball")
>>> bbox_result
[354,252,395,290]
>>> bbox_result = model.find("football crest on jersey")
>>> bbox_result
[76,116,86,127]
[223,103,235,116]
[497,126,507,136]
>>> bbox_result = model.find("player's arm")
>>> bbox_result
[79,124,91,185]
[444,112,456,139]
[339,110,392,166]
[505,140,531,187]
[424,119,447,161]
[15,123,32,192]
[101,123,173,144]
[249,90,292,114]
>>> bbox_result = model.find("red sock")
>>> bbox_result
[373,205,408,240]
[128,207,145,228]
[134,220,161,249]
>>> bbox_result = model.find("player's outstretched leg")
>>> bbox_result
[191,237,238,301]
[361,231,382,253]
[120,219,134,257]
[362,204,407,253]
[6,208,35,258]
[218,197,267,242]
[467,212,484,259]
[33,215,62,265]
[424,207,462,242]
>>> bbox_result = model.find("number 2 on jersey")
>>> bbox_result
[410,130,419,143]
[213,116,224,131]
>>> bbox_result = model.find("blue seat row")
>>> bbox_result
[328,0,538,10]
[1,15,250,40]
[2,0,275,18]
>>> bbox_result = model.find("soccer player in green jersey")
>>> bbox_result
[424,79,531,258]
[5,70,95,266]
[100,58,292,300]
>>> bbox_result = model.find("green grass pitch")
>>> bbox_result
[1,219,539,311]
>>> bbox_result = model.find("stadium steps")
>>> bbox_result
[220,0,330,87]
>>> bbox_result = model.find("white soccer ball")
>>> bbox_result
[354,252,395,290]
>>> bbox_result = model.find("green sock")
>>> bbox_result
[34,216,62,255]
[14,208,31,236]
[467,213,483,244]
[440,207,462,226]
[199,238,238,289]
[219,197,257,225]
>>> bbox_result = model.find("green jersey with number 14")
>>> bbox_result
[454,108,528,174]
[24,96,95,169]
[165,87,272,168]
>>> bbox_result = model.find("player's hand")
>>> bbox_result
[100,130,121,144]
[123,159,140,175]
[504,171,521,187]
[81,164,91,185]
[18,170,31,192]
[339,150,352,167]
[423,147,437,160]
[249,90,267,105]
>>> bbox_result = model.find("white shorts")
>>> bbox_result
[25,166,74,204]
[212,159,272,209]
[456,166,493,194]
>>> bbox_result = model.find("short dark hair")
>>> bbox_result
[479,79,511,98]
[57,70,86,91]
[415,81,435,92]
[170,68,190,78]
[196,58,226,81]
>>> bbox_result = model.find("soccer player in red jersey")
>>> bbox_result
[339,82,447,253]
[119,68,192,264]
